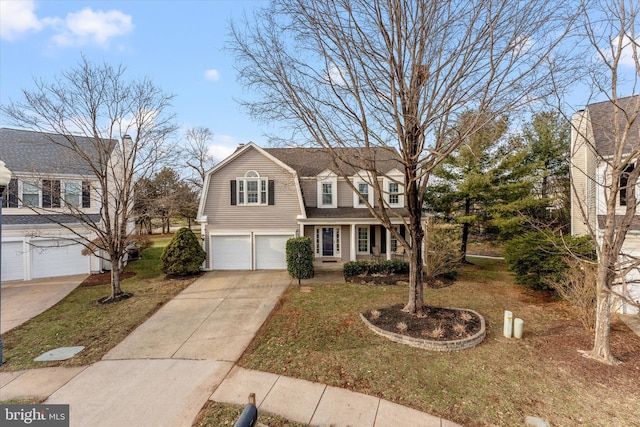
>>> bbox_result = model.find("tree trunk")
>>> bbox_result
[460,197,471,262]
[403,193,425,315]
[110,265,122,299]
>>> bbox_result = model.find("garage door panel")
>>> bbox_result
[255,235,292,270]
[212,235,251,270]
[2,241,25,281]
[31,240,89,279]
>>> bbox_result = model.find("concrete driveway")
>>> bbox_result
[43,270,291,427]
[1,274,87,333]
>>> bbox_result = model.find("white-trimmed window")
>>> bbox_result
[383,171,404,207]
[237,171,268,206]
[317,171,337,208]
[353,172,374,208]
[390,225,400,253]
[357,226,369,254]
[64,182,81,208]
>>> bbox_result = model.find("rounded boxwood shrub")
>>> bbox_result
[286,237,314,285]
[161,227,206,276]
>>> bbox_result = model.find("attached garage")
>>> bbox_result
[211,235,252,270]
[255,235,291,270]
[2,241,25,281]
[30,239,90,279]
[210,233,294,270]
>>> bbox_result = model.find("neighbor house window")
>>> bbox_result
[2,178,18,208]
[357,226,369,253]
[390,225,400,253]
[82,181,91,208]
[620,164,635,206]
[237,171,269,206]
[389,182,399,205]
[64,182,81,208]
[357,182,369,206]
[22,181,39,207]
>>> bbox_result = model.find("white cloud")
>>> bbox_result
[208,143,235,162]
[613,35,639,67]
[204,69,221,82]
[45,8,133,48]
[0,0,42,40]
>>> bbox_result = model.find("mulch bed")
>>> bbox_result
[346,274,454,288]
[364,303,482,341]
[79,272,136,287]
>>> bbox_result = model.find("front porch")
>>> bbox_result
[301,223,409,265]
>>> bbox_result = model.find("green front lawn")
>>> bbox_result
[0,235,195,371]
[239,258,640,427]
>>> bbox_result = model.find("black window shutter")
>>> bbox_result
[42,180,51,208]
[82,181,91,208]
[230,180,237,205]
[380,227,386,253]
[7,178,18,208]
[400,225,406,239]
[268,180,275,205]
[370,225,376,252]
[52,180,61,208]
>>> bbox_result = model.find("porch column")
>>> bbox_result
[350,224,356,261]
[386,227,392,261]
[299,223,304,238]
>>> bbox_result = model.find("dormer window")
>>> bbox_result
[357,183,369,205]
[232,171,273,206]
[353,172,374,208]
[389,182,399,204]
[317,170,337,208]
[383,170,404,207]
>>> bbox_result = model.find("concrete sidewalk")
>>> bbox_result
[1,274,87,333]
[213,366,460,427]
[1,270,461,426]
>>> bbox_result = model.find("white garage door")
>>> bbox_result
[2,241,25,281]
[212,235,251,270]
[31,240,89,279]
[255,235,291,270]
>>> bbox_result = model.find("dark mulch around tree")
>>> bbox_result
[79,272,136,287]
[364,303,481,341]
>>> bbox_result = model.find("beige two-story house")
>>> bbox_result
[570,95,640,314]
[197,143,410,270]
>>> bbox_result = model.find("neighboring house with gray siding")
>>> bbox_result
[0,128,115,281]
[197,143,409,270]
[570,96,640,314]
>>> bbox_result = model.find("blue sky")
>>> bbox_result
[1,1,638,162]
[0,0,270,161]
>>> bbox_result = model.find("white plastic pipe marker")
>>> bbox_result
[503,310,513,338]
[514,318,524,339]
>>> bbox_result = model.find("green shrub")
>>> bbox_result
[286,237,314,285]
[160,227,206,276]
[343,260,409,277]
[504,231,595,291]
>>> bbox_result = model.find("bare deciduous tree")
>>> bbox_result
[2,57,177,302]
[182,127,216,189]
[569,0,640,364]
[231,0,576,314]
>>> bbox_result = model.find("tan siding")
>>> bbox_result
[301,179,316,207]
[203,148,301,230]
[341,225,350,261]
[571,111,597,236]
[337,179,353,207]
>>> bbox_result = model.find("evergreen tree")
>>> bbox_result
[161,228,206,276]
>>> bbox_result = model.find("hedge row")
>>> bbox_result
[344,260,409,277]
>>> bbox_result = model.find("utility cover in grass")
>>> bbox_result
[34,346,85,362]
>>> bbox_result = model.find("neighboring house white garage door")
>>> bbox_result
[2,241,25,281]
[255,235,291,270]
[212,235,252,270]
[31,240,89,279]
